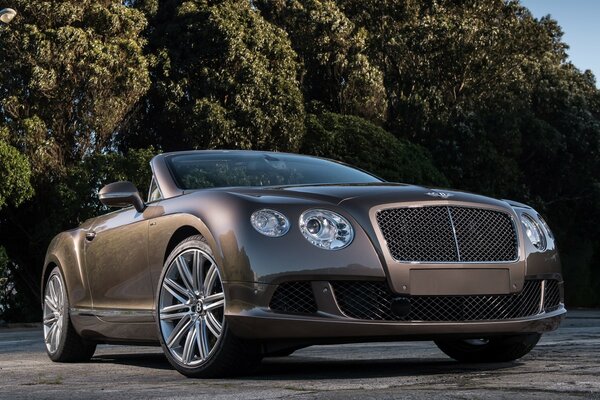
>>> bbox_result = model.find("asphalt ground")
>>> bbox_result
[0,309,599,399]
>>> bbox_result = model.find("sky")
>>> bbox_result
[521,0,600,82]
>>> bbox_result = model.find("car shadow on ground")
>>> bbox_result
[91,352,173,371]
[252,356,521,380]
[90,352,521,379]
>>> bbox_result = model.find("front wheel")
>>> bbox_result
[156,236,261,378]
[435,333,541,363]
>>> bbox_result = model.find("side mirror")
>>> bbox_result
[99,181,145,213]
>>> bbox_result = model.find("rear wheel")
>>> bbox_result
[156,236,261,378]
[435,333,541,363]
[43,267,96,362]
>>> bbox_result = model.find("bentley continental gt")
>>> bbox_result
[42,150,565,377]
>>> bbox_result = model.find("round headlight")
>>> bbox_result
[251,209,290,237]
[520,213,546,250]
[299,209,354,250]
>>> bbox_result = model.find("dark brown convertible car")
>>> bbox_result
[42,150,565,377]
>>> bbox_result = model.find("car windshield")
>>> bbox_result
[166,152,382,190]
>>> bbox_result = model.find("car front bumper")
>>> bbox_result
[223,279,566,341]
[227,307,566,340]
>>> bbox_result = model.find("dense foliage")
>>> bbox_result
[0,0,598,321]
[0,133,33,210]
[301,111,446,185]
[121,0,306,151]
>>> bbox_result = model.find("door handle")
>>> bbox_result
[85,231,96,241]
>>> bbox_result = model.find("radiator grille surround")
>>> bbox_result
[376,206,518,263]
[331,280,560,322]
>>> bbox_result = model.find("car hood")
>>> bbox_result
[221,183,512,210]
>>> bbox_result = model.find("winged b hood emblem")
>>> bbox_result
[425,191,454,199]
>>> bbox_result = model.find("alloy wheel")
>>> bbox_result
[158,248,225,367]
[43,274,65,354]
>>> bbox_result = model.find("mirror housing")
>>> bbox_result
[99,181,145,213]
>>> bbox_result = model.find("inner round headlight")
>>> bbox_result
[251,209,290,237]
[299,209,354,250]
[520,213,546,250]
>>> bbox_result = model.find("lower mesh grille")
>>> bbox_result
[331,280,561,322]
[269,282,317,314]
[544,280,561,312]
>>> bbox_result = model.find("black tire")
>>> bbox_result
[43,267,96,362]
[435,333,541,363]
[156,235,261,378]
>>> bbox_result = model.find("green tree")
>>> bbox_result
[0,0,150,175]
[256,0,387,123]
[0,0,151,318]
[301,110,447,185]
[0,132,33,210]
[122,0,305,152]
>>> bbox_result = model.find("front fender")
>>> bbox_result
[149,191,386,286]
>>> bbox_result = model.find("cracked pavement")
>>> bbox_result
[0,310,599,399]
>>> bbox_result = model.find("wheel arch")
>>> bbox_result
[163,225,205,264]
[40,260,59,307]
[149,212,243,286]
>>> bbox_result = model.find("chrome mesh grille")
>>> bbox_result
[269,282,317,314]
[376,206,518,262]
[377,206,457,262]
[331,280,559,322]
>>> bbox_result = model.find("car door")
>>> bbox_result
[84,207,154,321]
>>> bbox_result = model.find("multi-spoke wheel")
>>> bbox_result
[159,246,225,365]
[156,235,261,378]
[435,333,541,363]
[43,267,96,362]
[43,272,65,354]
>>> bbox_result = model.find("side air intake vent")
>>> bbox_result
[269,282,317,314]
